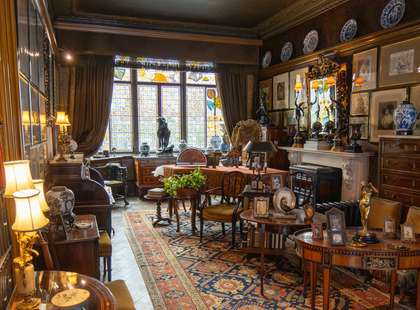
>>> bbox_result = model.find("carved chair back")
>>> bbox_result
[176,148,207,166]
[221,171,247,204]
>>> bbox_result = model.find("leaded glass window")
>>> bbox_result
[137,69,180,83]
[186,71,216,85]
[138,85,158,148]
[114,67,131,81]
[161,86,181,146]
[186,87,206,148]
[109,83,132,151]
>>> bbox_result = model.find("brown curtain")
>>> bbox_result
[70,55,114,157]
[216,64,257,137]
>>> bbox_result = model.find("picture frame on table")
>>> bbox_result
[253,197,270,218]
[401,224,416,242]
[270,174,284,191]
[328,230,346,246]
[350,92,370,116]
[369,88,407,142]
[311,222,324,240]
[259,79,273,110]
[289,67,309,108]
[409,84,420,135]
[326,208,346,246]
[380,37,420,88]
[383,217,397,239]
[352,48,377,91]
[349,116,369,140]
[273,73,289,110]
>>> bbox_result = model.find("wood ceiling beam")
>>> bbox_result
[54,21,263,47]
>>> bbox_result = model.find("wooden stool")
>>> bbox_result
[99,231,112,282]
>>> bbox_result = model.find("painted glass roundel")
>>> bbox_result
[380,0,405,29]
[340,19,357,42]
[261,51,272,68]
[280,42,293,62]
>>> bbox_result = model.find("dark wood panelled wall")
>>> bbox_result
[262,0,420,65]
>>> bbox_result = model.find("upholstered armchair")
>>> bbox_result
[198,171,247,247]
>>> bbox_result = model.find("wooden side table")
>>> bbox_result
[240,209,324,296]
[10,271,116,309]
[295,229,420,310]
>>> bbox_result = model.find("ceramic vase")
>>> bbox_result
[178,140,188,152]
[140,142,150,156]
[210,135,222,150]
[46,186,75,226]
[394,99,418,135]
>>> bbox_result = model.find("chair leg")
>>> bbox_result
[123,184,129,206]
[232,220,236,248]
[182,201,187,212]
[221,223,225,236]
[107,256,112,282]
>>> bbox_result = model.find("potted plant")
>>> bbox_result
[163,169,206,197]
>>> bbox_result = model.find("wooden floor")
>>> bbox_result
[110,198,154,309]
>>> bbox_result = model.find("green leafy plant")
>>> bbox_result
[163,169,206,197]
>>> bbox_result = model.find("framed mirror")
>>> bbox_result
[306,56,349,150]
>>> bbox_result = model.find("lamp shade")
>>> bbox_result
[12,189,49,232]
[4,160,34,198]
[244,141,277,153]
[55,111,70,126]
[354,76,365,87]
[326,76,336,87]
[32,179,49,212]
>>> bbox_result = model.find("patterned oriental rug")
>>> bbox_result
[125,210,397,310]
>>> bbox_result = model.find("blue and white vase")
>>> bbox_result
[178,140,188,152]
[210,135,222,150]
[394,99,418,135]
[140,142,150,156]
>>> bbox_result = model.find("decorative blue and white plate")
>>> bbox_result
[380,0,405,29]
[280,42,293,62]
[303,30,319,55]
[340,19,358,42]
[261,51,272,68]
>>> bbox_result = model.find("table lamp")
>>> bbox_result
[12,189,49,310]
[32,179,50,213]
[4,160,33,198]
[55,111,71,161]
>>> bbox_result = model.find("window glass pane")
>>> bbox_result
[109,83,132,151]
[138,85,158,149]
[206,87,224,147]
[186,87,206,148]
[20,78,31,145]
[186,72,216,85]
[114,67,131,81]
[100,125,110,152]
[30,87,40,144]
[17,0,30,78]
[28,1,39,86]
[161,86,181,146]
[137,69,180,83]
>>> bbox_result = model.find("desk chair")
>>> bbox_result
[96,163,129,207]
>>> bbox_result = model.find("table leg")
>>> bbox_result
[259,223,266,297]
[191,199,197,235]
[153,201,171,226]
[323,267,331,310]
[174,203,180,232]
[168,199,173,219]
[389,270,397,310]
[416,270,420,310]
[310,262,317,310]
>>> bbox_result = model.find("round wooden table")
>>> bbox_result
[240,209,324,296]
[294,229,420,310]
[11,271,116,309]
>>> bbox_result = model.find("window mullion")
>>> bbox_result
[204,86,208,148]
[181,71,187,140]
[131,68,139,153]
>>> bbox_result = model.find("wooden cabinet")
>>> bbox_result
[134,156,176,197]
[379,136,420,215]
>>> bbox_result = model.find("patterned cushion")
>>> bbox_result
[202,204,239,222]
[105,280,135,310]
[99,231,112,257]
[368,197,401,230]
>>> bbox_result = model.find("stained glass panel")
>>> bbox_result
[137,69,180,83]
[138,85,158,149]
[186,87,206,148]
[309,78,335,130]
[206,88,224,147]
[109,83,132,151]
[114,67,131,81]
[186,72,216,85]
[161,86,181,146]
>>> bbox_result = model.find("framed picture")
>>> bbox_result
[350,116,369,140]
[350,92,370,116]
[290,67,308,108]
[328,230,346,246]
[259,79,273,110]
[326,208,346,231]
[283,110,296,127]
[380,37,420,88]
[383,217,396,239]
[272,73,289,110]
[401,224,416,242]
[253,197,270,218]
[269,111,283,127]
[369,88,407,142]
[311,222,324,240]
[409,84,420,135]
[270,174,285,190]
[352,48,377,91]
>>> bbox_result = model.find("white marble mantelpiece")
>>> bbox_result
[280,147,375,201]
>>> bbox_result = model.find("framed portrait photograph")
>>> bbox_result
[270,174,284,191]
[311,222,324,240]
[290,67,309,108]
[369,88,407,142]
[273,73,289,110]
[380,37,420,87]
[409,84,420,135]
[328,230,346,246]
[259,79,273,110]
[383,217,396,239]
[253,197,270,218]
[350,116,369,140]
[326,208,346,231]
[401,224,416,242]
[350,92,370,116]
[352,48,377,91]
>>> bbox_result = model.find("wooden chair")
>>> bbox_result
[199,171,247,247]
[176,148,207,166]
[95,163,129,207]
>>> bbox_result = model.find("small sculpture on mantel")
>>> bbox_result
[256,92,271,127]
